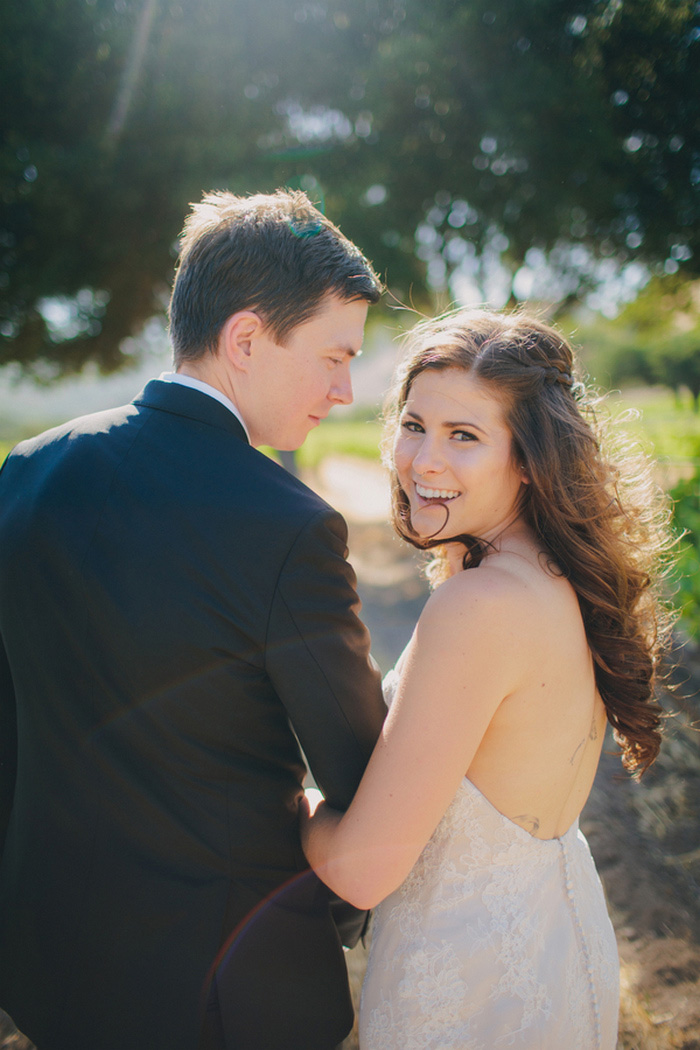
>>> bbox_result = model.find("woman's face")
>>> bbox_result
[393,367,528,544]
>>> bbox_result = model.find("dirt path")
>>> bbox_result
[307,456,700,1050]
[587,650,700,1050]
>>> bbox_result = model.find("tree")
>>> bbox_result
[1,0,699,376]
[654,332,700,410]
[330,0,700,301]
[583,273,700,405]
[0,0,288,375]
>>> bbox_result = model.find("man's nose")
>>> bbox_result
[330,363,353,406]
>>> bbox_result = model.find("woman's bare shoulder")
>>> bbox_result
[422,556,540,627]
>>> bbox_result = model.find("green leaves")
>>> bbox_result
[670,467,700,634]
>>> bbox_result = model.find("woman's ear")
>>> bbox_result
[219,311,264,373]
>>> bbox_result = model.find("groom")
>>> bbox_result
[0,190,386,1050]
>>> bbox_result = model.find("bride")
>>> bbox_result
[300,309,674,1049]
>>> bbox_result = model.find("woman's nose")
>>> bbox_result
[411,437,444,476]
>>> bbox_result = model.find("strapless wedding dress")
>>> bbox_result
[359,670,619,1049]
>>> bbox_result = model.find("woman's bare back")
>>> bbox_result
[464,540,608,840]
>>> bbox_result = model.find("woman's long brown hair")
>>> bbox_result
[383,309,676,777]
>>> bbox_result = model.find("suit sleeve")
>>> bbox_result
[265,507,386,812]
[0,628,16,858]
[0,454,17,857]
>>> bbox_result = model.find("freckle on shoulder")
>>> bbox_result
[423,563,531,624]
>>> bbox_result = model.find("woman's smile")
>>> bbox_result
[394,368,527,543]
[414,482,461,503]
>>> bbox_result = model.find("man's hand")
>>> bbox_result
[304,786,324,816]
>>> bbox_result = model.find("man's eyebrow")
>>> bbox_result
[328,344,362,358]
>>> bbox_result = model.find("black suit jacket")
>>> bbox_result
[0,380,385,1050]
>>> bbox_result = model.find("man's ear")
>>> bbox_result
[219,311,264,373]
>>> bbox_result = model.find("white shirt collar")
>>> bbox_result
[159,372,251,442]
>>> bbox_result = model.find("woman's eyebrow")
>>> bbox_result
[403,409,486,434]
[443,419,485,432]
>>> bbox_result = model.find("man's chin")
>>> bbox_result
[272,420,318,452]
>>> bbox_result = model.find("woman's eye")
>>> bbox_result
[400,420,423,433]
[453,430,476,442]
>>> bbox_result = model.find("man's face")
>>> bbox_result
[242,293,369,450]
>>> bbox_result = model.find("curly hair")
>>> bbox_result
[383,309,676,776]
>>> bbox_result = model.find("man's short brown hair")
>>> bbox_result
[168,189,382,365]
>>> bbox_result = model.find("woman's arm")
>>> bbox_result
[300,566,531,909]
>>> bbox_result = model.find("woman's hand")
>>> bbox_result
[299,788,346,875]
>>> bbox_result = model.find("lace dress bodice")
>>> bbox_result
[359,669,619,1050]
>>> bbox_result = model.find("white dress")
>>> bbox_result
[359,670,620,1050]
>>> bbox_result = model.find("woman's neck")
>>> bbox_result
[443,518,537,576]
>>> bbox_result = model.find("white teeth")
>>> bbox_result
[415,483,460,500]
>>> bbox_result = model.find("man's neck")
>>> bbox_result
[176,360,236,402]
[172,362,251,442]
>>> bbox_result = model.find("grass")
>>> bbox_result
[290,418,383,471]
[260,418,384,472]
[607,386,700,467]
